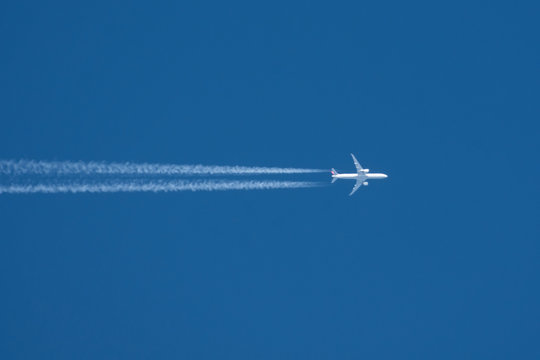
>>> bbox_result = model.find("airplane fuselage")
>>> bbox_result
[332,173,388,180]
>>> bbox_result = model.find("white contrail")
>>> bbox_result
[0,179,321,194]
[0,160,324,176]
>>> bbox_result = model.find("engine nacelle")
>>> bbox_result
[363,169,370,173]
[363,182,369,186]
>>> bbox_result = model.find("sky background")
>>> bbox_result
[1,1,539,359]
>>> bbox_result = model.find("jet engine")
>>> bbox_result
[363,169,370,173]
[363,182,369,186]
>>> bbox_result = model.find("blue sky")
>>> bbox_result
[1,1,539,359]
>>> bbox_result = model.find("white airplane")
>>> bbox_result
[331,154,388,196]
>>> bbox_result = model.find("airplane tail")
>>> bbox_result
[331,168,339,183]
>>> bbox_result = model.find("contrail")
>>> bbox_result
[0,179,321,194]
[0,160,324,176]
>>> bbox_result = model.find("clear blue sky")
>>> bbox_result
[1,1,539,359]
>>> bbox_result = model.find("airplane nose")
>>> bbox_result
[383,174,388,178]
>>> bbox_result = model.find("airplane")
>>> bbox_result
[331,154,388,196]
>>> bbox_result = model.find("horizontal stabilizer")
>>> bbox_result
[331,168,339,183]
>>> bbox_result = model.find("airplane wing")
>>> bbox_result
[349,179,362,196]
[351,154,364,173]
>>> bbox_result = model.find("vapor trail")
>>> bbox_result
[0,179,321,194]
[0,160,323,176]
